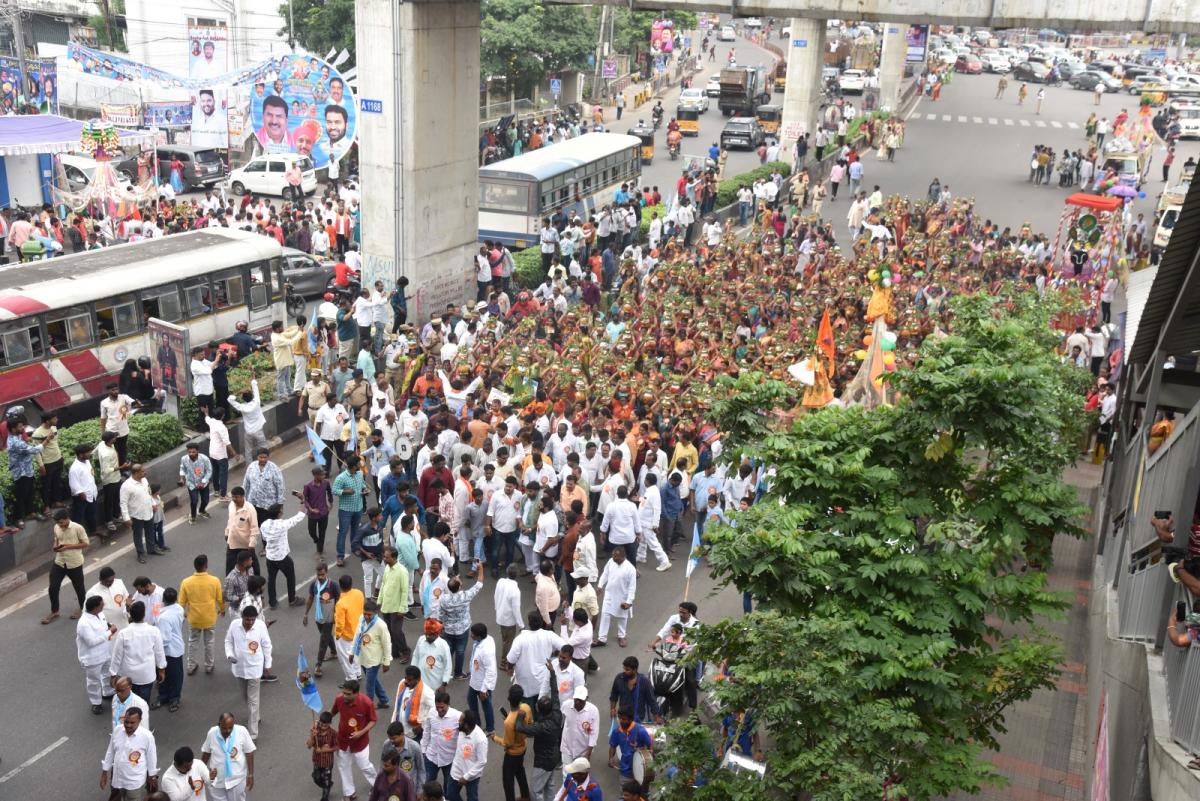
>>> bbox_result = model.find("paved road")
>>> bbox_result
[0,436,740,799]
[826,69,1200,247]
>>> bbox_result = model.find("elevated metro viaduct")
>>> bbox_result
[353,0,1200,316]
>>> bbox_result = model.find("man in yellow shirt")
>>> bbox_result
[334,573,365,681]
[178,553,225,675]
[270,318,304,401]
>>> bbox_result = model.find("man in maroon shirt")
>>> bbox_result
[331,679,378,798]
[418,455,453,520]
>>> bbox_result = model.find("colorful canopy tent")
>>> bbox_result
[0,115,154,208]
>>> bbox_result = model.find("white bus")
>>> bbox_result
[478,133,642,249]
[0,228,285,417]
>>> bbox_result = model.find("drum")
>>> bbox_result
[720,750,767,777]
[631,748,656,786]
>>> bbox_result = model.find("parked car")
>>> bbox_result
[59,154,100,191]
[931,47,957,64]
[705,74,722,97]
[955,55,983,74]
[720,117,766,150]
[1126,74,1169,94]
[1056,61,1088,80]
[718,25,736,41]
[281,248,334,298]
[227,154,317,199]
[1012,61,1052,83]
[114,146,228,191]
[1070,71,1122,92]
[678,87,710,113]
[838,69,867,94]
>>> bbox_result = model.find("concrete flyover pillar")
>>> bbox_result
[355,0,480,322]
[878,23,910,114]
[780,18,827,165]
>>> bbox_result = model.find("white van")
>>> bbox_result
[227,154,317,199]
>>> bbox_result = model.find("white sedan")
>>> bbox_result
[678,88,709,113]
[718,25,736,41]
[705,75,722,97]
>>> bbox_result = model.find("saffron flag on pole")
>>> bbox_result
[296,645,323,713]
[817,306,836,376]
[685,521,703,578]
[305,425,326,467]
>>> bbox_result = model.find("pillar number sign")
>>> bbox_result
[793,39,807,48]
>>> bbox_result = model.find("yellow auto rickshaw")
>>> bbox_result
[629,125,655,164]
[773,62,787,92]
[756,104,782,137]
[676,106,700,136]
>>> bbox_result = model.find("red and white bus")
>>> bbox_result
[0,228,286,418]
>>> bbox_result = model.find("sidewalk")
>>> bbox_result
[944,461,1101,801]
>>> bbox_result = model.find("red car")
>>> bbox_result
[955,55,983,74]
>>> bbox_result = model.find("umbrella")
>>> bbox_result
[1107,184,1136,198]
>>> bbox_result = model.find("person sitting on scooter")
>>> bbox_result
[666,128,682,157]
[666,117,679,134]
[651,102,664,128]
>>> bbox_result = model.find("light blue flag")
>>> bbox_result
[685,521,703,579]
[296,645,324,713]
[346,407,358,455]
[305,425,326,467]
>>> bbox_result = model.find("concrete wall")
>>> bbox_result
[552,0,1200,34]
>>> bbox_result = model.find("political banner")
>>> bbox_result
[147,318,189,397]
[100,103,143,126]
[0,57,57,114]
[66,43,356,169]
[905,25,930,63]
[188,23,229,148]
[143,101,192,128]
[651,20,675,54]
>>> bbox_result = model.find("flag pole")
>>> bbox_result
[683,573,692,602]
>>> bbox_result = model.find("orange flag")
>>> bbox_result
[816,307,835,375]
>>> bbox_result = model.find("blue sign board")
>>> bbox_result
[360,98,383,114]
[549,78,562,95]
[793,39,807,48]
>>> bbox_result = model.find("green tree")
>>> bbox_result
[480,0,596,98]
[657,294,1086,801]
[282,0,356,68]
[610,9,698,62]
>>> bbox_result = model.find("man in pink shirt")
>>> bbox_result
[7,212,33,249]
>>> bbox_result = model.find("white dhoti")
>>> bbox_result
[636,531,670,568]
[209,781,248,801]
[336,747,377,797]
[335,637,361,680]
[597,607,630,642]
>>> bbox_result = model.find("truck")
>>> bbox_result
[718,66,769,117]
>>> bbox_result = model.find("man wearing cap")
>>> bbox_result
[300,369,332,433]
[561,687,600,775]
[559,757,602,801]
[412,617,453,692]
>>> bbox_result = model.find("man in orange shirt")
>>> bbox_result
[333,573,364,681]
[466,409,491,450]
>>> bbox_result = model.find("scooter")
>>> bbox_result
[650,641,687,715]
[668,142,681,160]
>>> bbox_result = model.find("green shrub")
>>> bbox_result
[514,247,545,289]
[179,352,278,430]
[715,160,792,208]
[639,204,665,238]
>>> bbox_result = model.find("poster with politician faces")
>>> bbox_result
[189,24,229,148]
[248,54,356,170]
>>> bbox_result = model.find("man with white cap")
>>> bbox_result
[560,687,600,777]
[558,756,602,800]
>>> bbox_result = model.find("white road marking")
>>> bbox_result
[1068,121,1080,129]
[0,449,312,620]
[958,115,968,122]
[1020,119,1031,127]
[1004,118,1014,126]
[1034,120,1047,127]
[926,113,937,120]
[988,117,998,125]
[0,736,69,784]
[942,114,951,122]
[973,116,983,124]
[1051,120,1063,128]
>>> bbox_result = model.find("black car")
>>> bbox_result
[1071,71,1122,92]
[1056,61,1088,80]
[720,117,766,150]
[1012,61,1051,83]
[281,248,335,298]
[114,146,228,191]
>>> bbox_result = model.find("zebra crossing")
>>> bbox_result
[920,112,1080,130]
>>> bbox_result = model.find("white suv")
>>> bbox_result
[228,154,317,199]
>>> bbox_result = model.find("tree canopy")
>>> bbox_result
[283,0,357,68]
[479,0,595,96]
[658,293,1089,801]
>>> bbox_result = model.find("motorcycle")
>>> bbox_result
[650,641,687,716]
[668,141,681,160]
[284,281,307,318]
[652,110,663,131]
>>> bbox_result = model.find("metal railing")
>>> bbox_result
[1162,584,1200,756]
[1117,536,1171,643]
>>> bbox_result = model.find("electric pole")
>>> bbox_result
[0,2,29,109]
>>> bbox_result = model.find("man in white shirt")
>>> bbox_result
[101,708,158,797]
[110,675,150,732]
[77,594,117,713]
[201,712,257,800]
[131,576,165,624]
[545,644,586,708]
[160,745,209,801]
[225,606,272,738]
[546,423,577,472]
[109,600,166,701]
[466,622,498,733]
[492,562,524,670]
[421,693,462,786]
[600,485,642,555]
[561,685,600,770]
[486,478,523,581]
[120,464,160,561]
[99,383,135,464]
[89,566,129,630]
[451,711,488,793]
[596,546,637,647]
[69,442,100,534]
[506,610,564,708]
[634,474,671,572]
[190,348,217,408]
[228,377,268,454]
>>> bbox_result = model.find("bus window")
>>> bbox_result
[141,285,182,324]
[182,277,211,317]
[95,294,140,340]
[212,269,245,309]
[0,319,44,366]
[480,181,530,213]
[45,306,94,354]
[270,257,284,300]
[248,261,271,310]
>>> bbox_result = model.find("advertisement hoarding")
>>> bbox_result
[147,318,190,397]
[188,23,229,148]
[906,25,930,63]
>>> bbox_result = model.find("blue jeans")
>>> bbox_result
[187,485,210,518]
[337,509,362,559]
[275,365,293,401]
[446,776,479,801]
[363,664,390,706]
[445,630,469,677]
[491,529,517,573]
[424,760,453,795]
[211,458,229,497]
[467,686,495,732]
